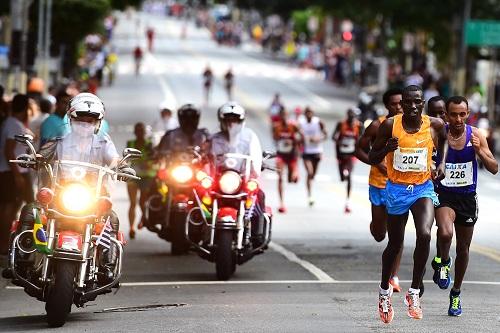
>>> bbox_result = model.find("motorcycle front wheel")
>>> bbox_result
[45,261,77,327]
[171,211,190,255]
[215,229,236,280]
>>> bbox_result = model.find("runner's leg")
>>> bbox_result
[453,224,474,290]
[381,213,408,289]
[370,204,387,242]
[410,198,435,289]
[303,158,313,198]
[127,182,138,238]
[436,206,456,263]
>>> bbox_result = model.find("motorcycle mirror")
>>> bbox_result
[262,150,276,160]
[14,134,34,144]
[122,148,142,158]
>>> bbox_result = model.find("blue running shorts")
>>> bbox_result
[385,180,439,215]
[369,185,387,207]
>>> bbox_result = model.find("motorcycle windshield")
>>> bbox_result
[214,153,252,180]
[52,161,111,197]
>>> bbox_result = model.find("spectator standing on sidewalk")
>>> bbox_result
[0,94,34,254]
[40,90,72,145]
[29,98,53,149]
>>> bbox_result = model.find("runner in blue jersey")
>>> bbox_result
[432,96,498,316]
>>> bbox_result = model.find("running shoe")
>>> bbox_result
[404,290,423,319]
[431,256,441,285]
[308,197,315,207]
[344,204,351,214]
[389,276,401,293]
[438,258,452,290]
[448,290,462,317]
[278,206,287,214]
[378,286,394,324]
[129,229,136,239]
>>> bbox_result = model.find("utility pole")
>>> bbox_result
[9,0,33,93]
[37,0,52,90]
[37,0,46,81]
[456,0,472,95]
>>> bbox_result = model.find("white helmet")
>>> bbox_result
[67,93,105,120]
[218,101,245,121]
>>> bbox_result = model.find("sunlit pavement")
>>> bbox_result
[1,11,500,332]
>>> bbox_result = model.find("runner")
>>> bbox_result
[133,46,143,76]
[427,96,446,121]
[432,96,498,316]
[298,107,326,206]
[224,68,234,100]
[369,85,448,323]
[126,123,155,239]
[332,108,363,213]
[202,65,213,105]
[273,107,302,213]
[355,88,404,291]
[269,93,284,124]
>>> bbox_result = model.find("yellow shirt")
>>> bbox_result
[369,116,388,188]
[386,114,434,185]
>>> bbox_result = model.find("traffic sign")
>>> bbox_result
[466,20,500,47]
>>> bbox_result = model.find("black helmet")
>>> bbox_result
[178,103,200,135]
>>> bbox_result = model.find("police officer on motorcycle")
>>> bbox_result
[157,103,210,154]
[3,93,126,284]
[209,101,268,248]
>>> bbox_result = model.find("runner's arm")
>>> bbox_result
[355,120,378,164]
[471,127,498,174]
[331,123,340,142]
[368,118,396,165]
[431,117,448,180]
[319,121,327,141]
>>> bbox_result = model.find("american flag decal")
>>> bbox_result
[96,217,112,249]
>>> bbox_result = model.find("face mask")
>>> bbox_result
[72,121,95,137]
[227,123,243,143]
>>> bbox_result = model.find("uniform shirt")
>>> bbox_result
[299,116,323,155]
[0,116,32,173]
[209,128,262,179]
[369,116,388,188]
[436,124,477,194]
[386,114,434,185]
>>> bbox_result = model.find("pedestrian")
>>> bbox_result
[29,98,53,149]
[40,90,72,145]
[298,107,326,206]
[224,68,234,100]
[431,96,498,316]
[0,94,35,254]
[202,65,213,105]
[126,122,155,239]
[152,102,179,146]
[332,108,363,213]
[355,88,405,292]
[369,85,447,323]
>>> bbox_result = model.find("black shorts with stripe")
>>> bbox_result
[436,189,478,226]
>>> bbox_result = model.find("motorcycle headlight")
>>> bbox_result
[219,171,242,194]
[171,165,193,183]
[61,183,93,214]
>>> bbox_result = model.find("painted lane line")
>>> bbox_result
[6,279,500,289]
[269,242,336,282]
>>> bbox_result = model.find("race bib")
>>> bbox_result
[277,139,294,153]
[393,147,428,172]
[441,162,473,187]
[339,137,356,154]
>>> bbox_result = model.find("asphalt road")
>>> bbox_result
[1,11,500,333]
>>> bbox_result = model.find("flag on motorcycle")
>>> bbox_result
[32,209,51,254]
[200,203,211,219]
[96,217,112,249]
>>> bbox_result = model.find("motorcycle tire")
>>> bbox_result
[215,229,236,280]
[45,261,77,328]
[171,212,190,256]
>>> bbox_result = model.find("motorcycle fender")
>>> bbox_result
[56,231,82,253]
[216,207,238,229]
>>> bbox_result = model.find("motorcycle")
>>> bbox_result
[144,146,205,255]
[185,151,275,280]
[4,134,141,327]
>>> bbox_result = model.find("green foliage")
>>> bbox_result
[110,0,143,10]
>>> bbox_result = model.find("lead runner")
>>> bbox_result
[369,85,448,323]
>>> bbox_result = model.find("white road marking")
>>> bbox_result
[5,279,500,289]
[269,242,336,282]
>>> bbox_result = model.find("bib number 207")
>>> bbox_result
[402,155,419,164]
